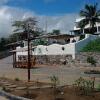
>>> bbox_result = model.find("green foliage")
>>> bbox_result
[74,77,95,95]
[12,17,41,40]
[52,29,60,35]
[0,17,42,52]
[49,29,61,35]
[96,84,100,91]
[81,38,100,52]
[87,56,97,66]
[0,37,9,51]
[80,35,85,40]
[78,3,100,34]
[15,77,20,81]
[33,39,48,46]
[50,75,59,88]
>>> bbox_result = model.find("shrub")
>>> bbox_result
[50,75,60,100]
[15,77,20,81]
[80,35,85,40]
[87,56,97,66]
[74,77,95,95]
[96,84,100,91]
[81,38,100,52]
[50,75,59,89]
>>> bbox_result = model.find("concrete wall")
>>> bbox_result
[16,34,99,60]
[16,43,75,60]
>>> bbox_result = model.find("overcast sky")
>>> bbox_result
[0,0,99,37]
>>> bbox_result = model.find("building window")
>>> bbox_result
[23,56,26,61]
[62,47,65,51]
[18,56,22,61]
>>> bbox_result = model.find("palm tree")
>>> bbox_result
[78,3,100,34]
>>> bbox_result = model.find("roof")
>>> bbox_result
[44,34,75,39]
[10,46,37,53]
[6,34,75,47]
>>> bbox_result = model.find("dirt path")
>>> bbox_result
[0,56,100,86]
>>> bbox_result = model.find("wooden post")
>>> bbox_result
[27,38,31,82]
[12,46,16,68]
[27,23,32,82]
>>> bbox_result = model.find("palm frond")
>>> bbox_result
[96,10,100,16]
[78,19,89,28]
[85,4,91,13]
[96,18,100,22]
[80,10,89,17]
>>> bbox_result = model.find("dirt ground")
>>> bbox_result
[11,86,100,100]
[0,78,100,100]
[0,56,100,86]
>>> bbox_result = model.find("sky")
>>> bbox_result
[0,0,99,37]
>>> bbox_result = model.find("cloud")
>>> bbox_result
[0,6,35,37]
[0,6,77,37]
[38,14,77,33]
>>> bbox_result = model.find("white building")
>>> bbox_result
[73,17,100,35]
[11,17,100,68]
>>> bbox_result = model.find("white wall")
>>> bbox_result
[33,43,75,57]
[16,34,99,60]
[16,43,75,59]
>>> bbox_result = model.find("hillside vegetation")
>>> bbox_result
[81,38,100,52]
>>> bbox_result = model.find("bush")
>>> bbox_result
[74,77,95,95]
[81,38,100,52]
[80,35,85,40]
[15,77,20,81]
[96,84,100,91]
[50,75,59,88]
[87,56,97,66]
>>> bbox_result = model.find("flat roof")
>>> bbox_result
[46,34,75,39]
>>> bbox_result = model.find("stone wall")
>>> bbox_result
[33,52,100,67]
[74,52,100,67]
[34,55,72,65]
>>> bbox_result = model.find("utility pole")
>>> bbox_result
[27,23,31,82]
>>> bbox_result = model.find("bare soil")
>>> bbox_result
[11,86,100,100]
[0,78,100,100]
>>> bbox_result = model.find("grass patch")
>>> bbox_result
[81,38,100,52]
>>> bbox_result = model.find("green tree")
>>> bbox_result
[12,17,40,82]
[49,29,61,35]
[12,17,40,40]
[78,3,100,34]
[0,37,8,51]
[52,29,60,35]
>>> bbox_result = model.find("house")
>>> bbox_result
[10,17,100,68]
[72,17,100,35]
